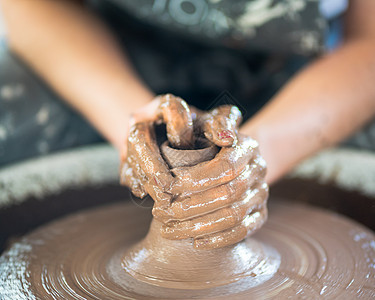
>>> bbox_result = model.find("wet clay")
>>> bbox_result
[121,139,270,289]
[122,94,268,250]
[119,97,271,287]
[122,94,372,292]
[155,94,194,149]
[1,200,374,299]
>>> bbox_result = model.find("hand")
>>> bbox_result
[193,105,242,147]
[120,94,194,207]
[120,95,268,250]
[120,95,242,205]
[153,134,268,249]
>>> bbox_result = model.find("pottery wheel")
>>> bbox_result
[1,199,374,299]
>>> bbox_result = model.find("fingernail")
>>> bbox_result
[218,130,234,140]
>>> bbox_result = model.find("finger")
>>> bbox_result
[170,135,260,194]
[175,180,267,222]
[160,190,267,239]
[126,150,148,182]
[125,155,152,200]
[174,153,267,200]
[119,162,147,198]
[203,105,242,147]
[156,94,194,149]
[128,122,172,189]
[153,164,267,223]
[130,94,194,149]
[189,105,204,122]
[153,165,254,222]
[193,206,268,249]
[126,151,173,206]
[127,122,174,205]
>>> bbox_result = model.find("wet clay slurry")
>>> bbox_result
[1,201,374,299]
[120,136,271,289]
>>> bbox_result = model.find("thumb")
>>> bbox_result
[203,106,242,147]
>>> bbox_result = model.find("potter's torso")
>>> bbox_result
[92,0,348,55]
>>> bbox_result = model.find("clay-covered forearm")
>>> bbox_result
[0,0,153,149]
[241,39,375,184]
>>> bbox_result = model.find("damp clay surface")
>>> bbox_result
[0,200,374,299]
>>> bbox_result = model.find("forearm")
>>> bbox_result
[1,0,153,149]
[241,39,375,184]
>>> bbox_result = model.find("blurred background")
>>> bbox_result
[0,10,6,51]
[0,10,5,39]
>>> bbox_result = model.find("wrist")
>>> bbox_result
[240,120,277,184]
[96,88,154,150]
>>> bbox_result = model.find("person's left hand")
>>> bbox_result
[152,133,268,249]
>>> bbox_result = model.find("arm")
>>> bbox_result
[241,0,375,184]
[0,0,154,149]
